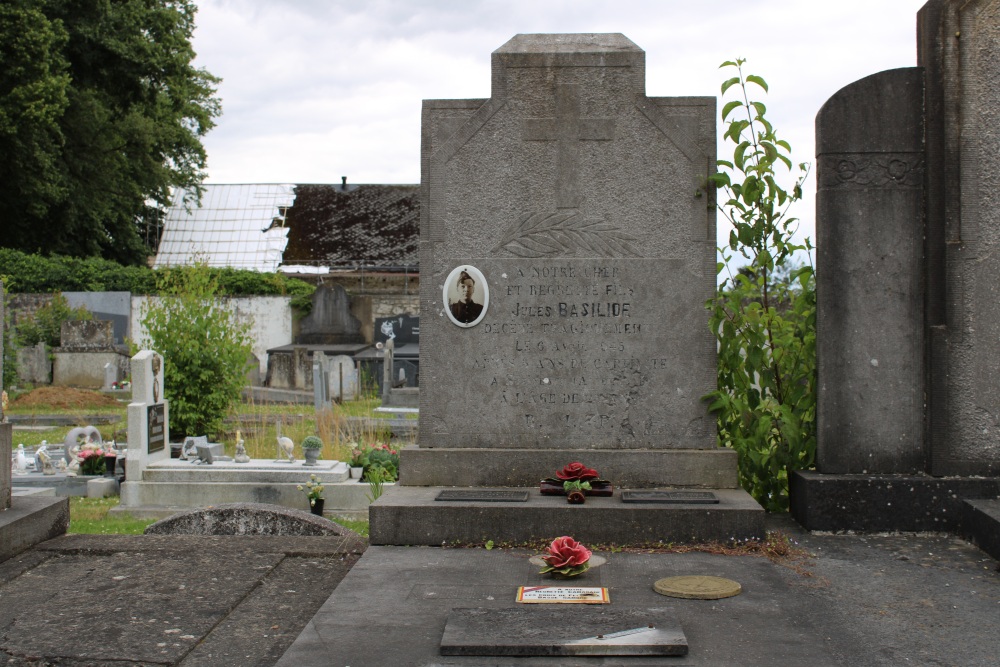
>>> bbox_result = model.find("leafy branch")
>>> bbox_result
[493,211,640,258]
[705,59,816,512]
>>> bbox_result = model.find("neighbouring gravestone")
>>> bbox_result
[122,350,169,485]
[792,0,1000,532]
[371,33,763,546]
[296,285,364,345]
[52,320,128,388]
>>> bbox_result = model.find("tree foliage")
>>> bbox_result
[139,263,252,439]
[706,60,815,512]
[0,0,220,265]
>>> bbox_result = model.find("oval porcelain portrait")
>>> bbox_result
[443,265,489,328]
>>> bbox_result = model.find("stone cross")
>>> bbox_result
[522,84,615,209]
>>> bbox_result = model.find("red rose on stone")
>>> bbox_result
[539,536,592,576]
[555,462,599,481]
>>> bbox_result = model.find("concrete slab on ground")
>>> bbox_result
[0,495,68,563]
[280,516,1000,666]
[0,533,365,666]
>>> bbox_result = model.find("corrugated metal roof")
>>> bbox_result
[154,184,296,272]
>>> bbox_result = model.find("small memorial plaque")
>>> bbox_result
[147,404,165,454]
[621,490,719,504]
[440,607,688,657]
[435,490,530,502]
[516,586,610,604]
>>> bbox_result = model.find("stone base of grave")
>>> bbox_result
[789,470,1000,533]
[0,495,69,563]
[118,459,374,519]
[961,499,1000,561]
[400,446,738,488]
[369,486,764,546]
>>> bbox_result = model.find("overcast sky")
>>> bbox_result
[191,0,930,247]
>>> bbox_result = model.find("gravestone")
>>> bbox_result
[371,33,762,546]
[296,285,364,345]
[121,350,170,484]
[52,320,128,388]
[791,0,1000,532]
[326,354,358,401]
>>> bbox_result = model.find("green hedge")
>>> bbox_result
[0,249,315,299]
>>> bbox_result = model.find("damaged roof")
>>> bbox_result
[154,182,420,272]
[282,184,419,270]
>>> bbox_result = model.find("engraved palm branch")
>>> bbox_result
[492,211,641,258]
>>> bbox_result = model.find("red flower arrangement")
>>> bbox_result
[540,462,613,501]
[539,536,592,577]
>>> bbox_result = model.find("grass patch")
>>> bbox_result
[334,518,369,537]
[69,497,155,535]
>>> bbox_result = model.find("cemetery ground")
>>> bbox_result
[2,512,999,665]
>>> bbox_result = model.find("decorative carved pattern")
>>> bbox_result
[493,211,641,258]
[818,153,924,189]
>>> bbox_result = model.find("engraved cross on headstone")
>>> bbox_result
[522,84,615,209]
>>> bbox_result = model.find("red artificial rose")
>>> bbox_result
[555,462,599,481]
[542,536,592,569]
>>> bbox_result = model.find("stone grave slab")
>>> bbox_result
[439,607,687,657]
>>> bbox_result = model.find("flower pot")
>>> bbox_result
[104,456,118,478]
[350,466,364,479]
[303,448,321,467]
[309,498,325,516]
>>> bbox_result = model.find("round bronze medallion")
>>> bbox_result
[653,575,742,600]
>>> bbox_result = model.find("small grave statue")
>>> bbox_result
[36,445,56,476]
[234,431,250,464]
[277,436,295,463]
[13,444,29,475]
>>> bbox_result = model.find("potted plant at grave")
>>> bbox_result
[349,445,369,479]
[540,462,614,501]
[297,474,326,515]
[301,435,323,467]
[77,442,106,476]
[538,536,592,578]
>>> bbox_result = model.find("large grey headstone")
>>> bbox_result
[920,0,1000,475]
[419,33,716,454]
[815,67,925,474]
[296,284,364,345]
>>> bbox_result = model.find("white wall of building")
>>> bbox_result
[130,296,293,378]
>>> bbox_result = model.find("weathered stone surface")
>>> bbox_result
[815,67,925,474]
[0,534,364,665]
[0,495,69,563]
[789,469,1000,532]
[143,503,355,536]
[370,487,763,546]
[58,319,115,350]
[400,446,738,488]
[919,0,1000,476]
[961,498,1000,561]
[418,33,716,453]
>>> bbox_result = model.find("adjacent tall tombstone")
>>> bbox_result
[371,33,763,546]
[792,0,1000,532]
[813,67,926,474]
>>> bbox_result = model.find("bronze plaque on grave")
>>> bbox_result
[436,490,530,502]
[147,404,165,454]
[621,490,718,504]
